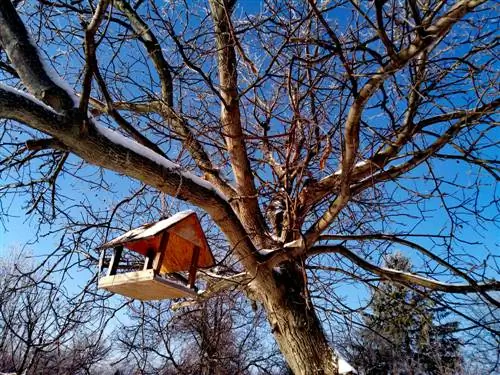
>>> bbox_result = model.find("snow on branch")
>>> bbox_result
[0,84,59,114]
[307,245,500,294]
[0,1,77,111]
[95,123,227,202]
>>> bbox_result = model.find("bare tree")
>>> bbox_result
[0,0,498,373]
[114,292,284,374]
[0,251,110,375]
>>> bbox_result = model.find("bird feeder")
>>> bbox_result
[97,210,215,300]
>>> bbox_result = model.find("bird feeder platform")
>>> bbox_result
[97,210,215,300]
[98,269,197,300]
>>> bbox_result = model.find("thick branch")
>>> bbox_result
[79,0,110,117]
[0,0,75,111]
[88,96,237,198]
[209,0,267,246]
[319,234,500,307]
[353,107,498,191]
[111,1,236,199]
[260,242,499,294]
[299,98,499,210]
[0,86,259,272]
[302,0,489,243]
[308,245,500,294]
[25,137,66,151]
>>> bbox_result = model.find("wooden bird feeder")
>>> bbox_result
[97,210,215,300]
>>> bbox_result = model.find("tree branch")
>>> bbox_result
[209,0,268,246]
[319,234,500,307]
[302,0,489,244]
[0,86,259,271]
[113,0,236,200]
[0,0,75,111]
[353,104,499,191]
[79,0,111,118]
[307,245,500,294]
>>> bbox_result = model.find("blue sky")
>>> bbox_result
[0,0,498,351]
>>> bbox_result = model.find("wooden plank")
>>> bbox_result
[143,248,155,271]
[98,248,105,274]
[98,270,197,300]
[153,231,169,273]
[107,246,123,276]
[188,245,200,289]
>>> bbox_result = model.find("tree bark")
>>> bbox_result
[254,265,338,375]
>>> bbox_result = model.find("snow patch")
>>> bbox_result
[354,160,369,168]
[380,267,473,288]
[28,34,79,107]
[321,159,371,181]
[0,84,59,114]
[257,248,278,256]
[284,238,304,248]
[338,356,357,374]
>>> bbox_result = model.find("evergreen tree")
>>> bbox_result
[347,253,462,375]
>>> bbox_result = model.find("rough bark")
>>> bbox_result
[209,0,269,248]
[253,266,338,375]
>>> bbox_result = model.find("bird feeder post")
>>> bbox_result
[188,245,201,289]
[143,248,155,271]
[152,231,170,272]
[107,246,123,276]
[98,248,106,274]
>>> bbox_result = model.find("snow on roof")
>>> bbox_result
[101,210,195,249]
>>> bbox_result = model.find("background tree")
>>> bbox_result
[345,253,462,374]
[0,0,498,373]
[114,292,285,375]
[0,251,110,375]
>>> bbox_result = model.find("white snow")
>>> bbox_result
[257,248,278,256]
[20,33,229,202]
[0,84,59,114]
[380,267,474,288]
[28,34,79,107]
[338,356,357,374]
[2,80,226,202]
[95,123,227,201]
[102,210,195,248]
[284,238,304,248]
[354,160,370,168]
[321,160,371,181]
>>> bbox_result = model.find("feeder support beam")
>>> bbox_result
[144,248,155,271]
[153,231,170,273]
[108,246,123,276]
[98,248,106,274]
[188,246,201,289]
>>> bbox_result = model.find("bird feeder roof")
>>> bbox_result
[100,210,215,272]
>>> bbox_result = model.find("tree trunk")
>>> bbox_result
[254,263,338,375]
